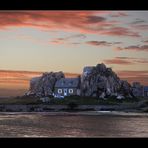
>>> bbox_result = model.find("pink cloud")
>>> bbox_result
[86,41,112,46]
[142,40,148,43]
[100,27,140,37]
[86,40,123,46]
[110,12,128,17]
[115,45,148,52]
[104,57,148,65]
[50,39,65,45]
[0,11,140,38]
[50,34,86,45]
[134,59,148,63]
[104,58,133,65]
[132,24,148,30]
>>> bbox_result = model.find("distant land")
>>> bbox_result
[0,69,147,97]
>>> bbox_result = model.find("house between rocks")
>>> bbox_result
[53,66,95,98]
[53,77,81,98]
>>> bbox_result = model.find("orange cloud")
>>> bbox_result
[104,58,133,65]
[0,70,42,79]
[104,57,148,65]
[65,73,80,78]
[120,76,148,86]
[0,70,42,91]
[117,70,148,85]
[0,70,80,90]
[117,70,148,78]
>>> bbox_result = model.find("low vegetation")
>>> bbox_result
[0,95,147,112]
[49,95,141,105]
[67,101,78,110]
[0,95,147,106]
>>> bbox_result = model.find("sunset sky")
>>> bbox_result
[0,11,148,96]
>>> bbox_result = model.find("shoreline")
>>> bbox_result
[0,103,148,114]
[0,111,148,117]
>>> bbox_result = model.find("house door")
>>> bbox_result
[64,89,67,96]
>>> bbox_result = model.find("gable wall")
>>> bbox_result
[54,87,79,96]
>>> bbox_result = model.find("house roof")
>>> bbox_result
[144,86,148,91]
[83,66,94,73]
[55,78,80,88]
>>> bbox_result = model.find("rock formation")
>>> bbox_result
[80,63,133,99]
[26,63,137,99]
[26,71,64,97]
[131,82,143,97]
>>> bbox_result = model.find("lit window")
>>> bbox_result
[58,89,62,94]
[69,89,73,94]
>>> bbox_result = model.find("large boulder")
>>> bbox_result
[80,63,133,99]
[26,71,64,97]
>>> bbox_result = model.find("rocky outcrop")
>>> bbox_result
[26,72,64,97]
[131,82,143,97]
[26,63,135,99]
[80,63,133,99]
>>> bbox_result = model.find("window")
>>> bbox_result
[69,89,73,94]
[58,89,62,94]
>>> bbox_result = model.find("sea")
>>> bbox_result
[0,112,148,137]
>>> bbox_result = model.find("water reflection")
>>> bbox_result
[0,113,148,137]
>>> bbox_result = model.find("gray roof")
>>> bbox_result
[144,86,148,91]
[55,78,80,88]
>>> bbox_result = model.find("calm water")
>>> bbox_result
[0,112,148,137]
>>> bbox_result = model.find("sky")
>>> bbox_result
[0,11,148,96]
